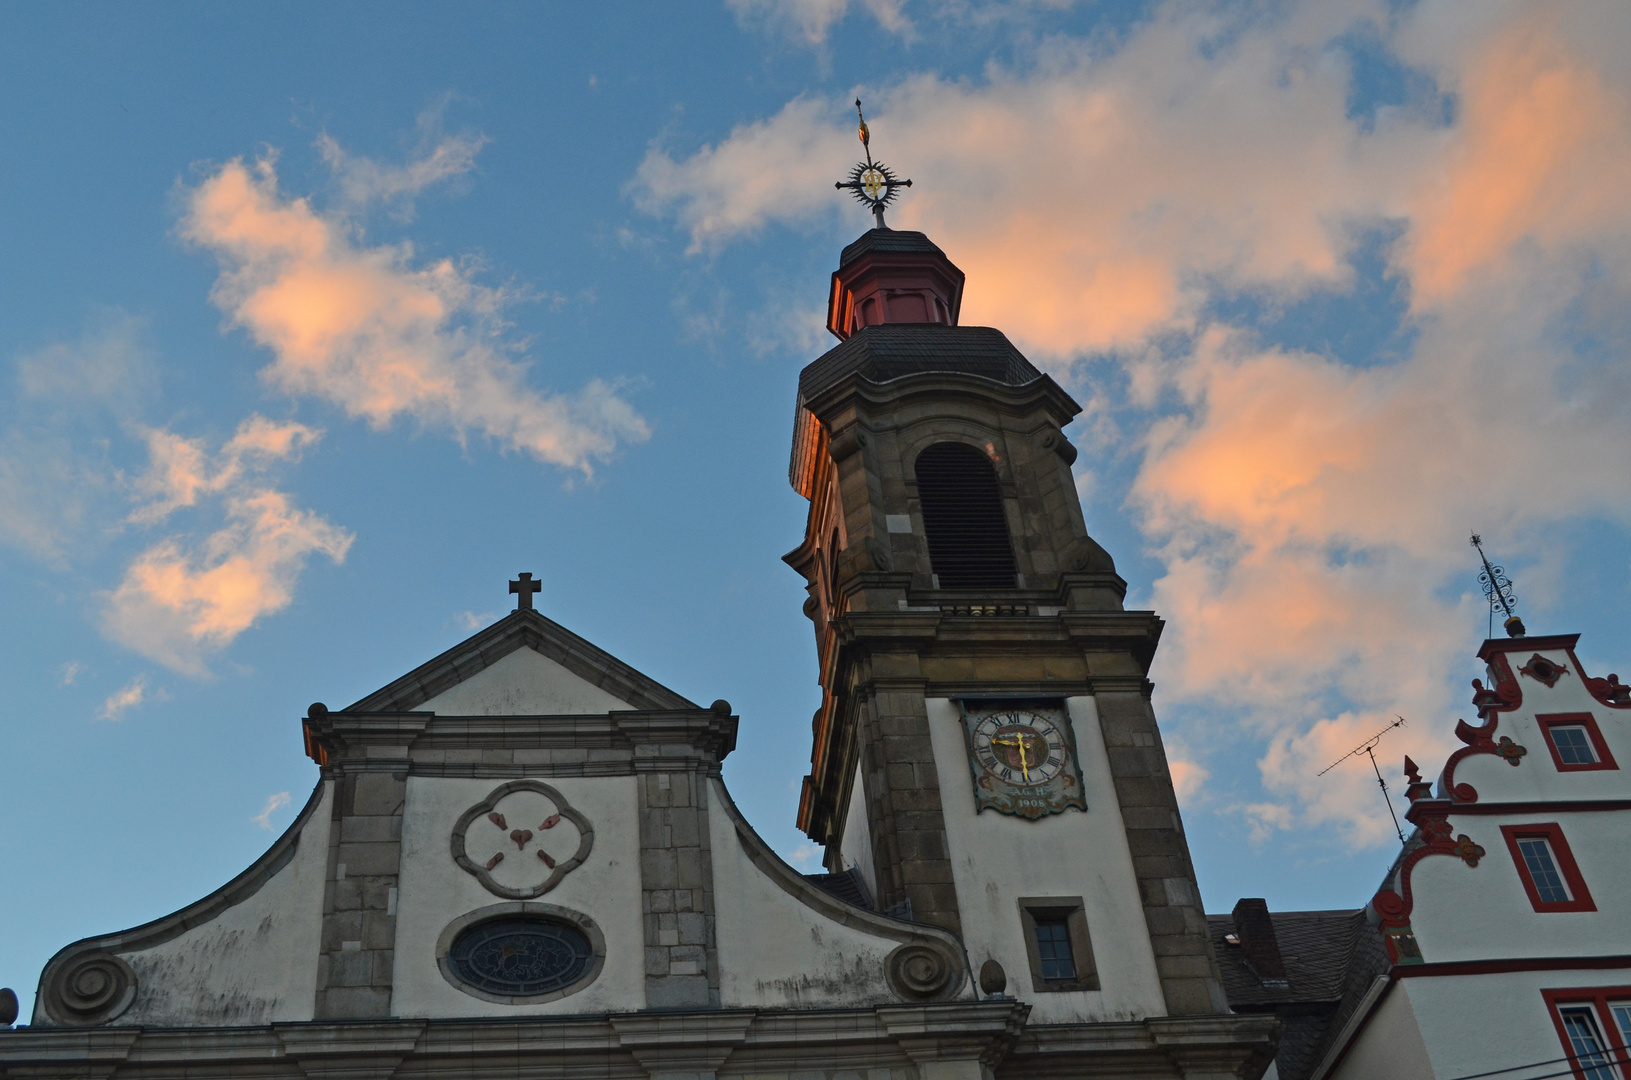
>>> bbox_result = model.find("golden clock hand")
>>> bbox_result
[990,734,1033,781]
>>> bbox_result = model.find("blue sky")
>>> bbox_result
[4,0,1631,1017]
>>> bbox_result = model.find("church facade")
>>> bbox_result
[0,228,1278,1079]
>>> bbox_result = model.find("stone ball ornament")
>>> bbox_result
[41,951,137,1026]
[452,780,594,899]
[0,986,18,1028]
[884,940,966,1002]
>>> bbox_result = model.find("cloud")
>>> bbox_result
[129,415,320,524]
[59,661,84,686]
[317,101,487,219]
[98,675,151,721]
[182,151,649,474]
[104,488,353,676]
[728,0,911,44]
[638,0,1631,845]
[455,610,502,632]
[251,791,292,830]
[0,313,153,562]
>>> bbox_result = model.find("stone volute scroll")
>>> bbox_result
[39,951,137,1026]
[452,780,594,900]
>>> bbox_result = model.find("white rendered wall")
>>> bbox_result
[1448,645,1631,805]
[417,647,632,715]
[391,774,645,1016]
[1382,968,1631,1080]
[1409,808,1631,963]
[709,778,908,1008]
[116,780,332,1025]
[925,695,1167,1023]
[839,757,879,902]
[1328,981,1434,1080]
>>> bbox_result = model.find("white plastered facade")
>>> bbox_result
[925,695,1167,1024]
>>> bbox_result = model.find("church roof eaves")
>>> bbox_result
[346,608,697,714]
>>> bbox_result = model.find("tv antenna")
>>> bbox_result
[1317,716,1408,845]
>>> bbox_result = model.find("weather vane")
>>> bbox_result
[1318,716,1409,845]
[1470,533,1525,638]
[835,99,912,229]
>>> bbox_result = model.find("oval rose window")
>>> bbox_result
[446,917,594,996]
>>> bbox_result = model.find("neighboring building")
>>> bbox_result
[1207,631,1631,1080]
[0,226,1277,1079]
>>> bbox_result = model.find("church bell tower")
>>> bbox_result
[786,120,1229,1021]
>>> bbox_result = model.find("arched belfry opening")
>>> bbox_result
[914,441,1017,589]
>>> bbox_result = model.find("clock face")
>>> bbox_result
[959,701,1087,819]
[970,710,1068,787]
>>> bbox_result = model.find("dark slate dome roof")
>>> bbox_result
[799,324,1042,401]
[838,228,949,269]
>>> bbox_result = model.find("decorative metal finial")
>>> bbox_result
[834,99,912,230]
[509,572,541,611]
[1469,533,1524,638]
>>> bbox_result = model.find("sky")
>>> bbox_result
[3,0,1631,1017]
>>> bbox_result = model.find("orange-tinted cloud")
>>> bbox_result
[104,489,353,677]
[184,155,649,473]
[107,418,352,676]
[1403,9,1631,302]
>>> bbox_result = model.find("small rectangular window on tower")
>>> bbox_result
[1017,898,1098,991]
[1033,918,1075,979]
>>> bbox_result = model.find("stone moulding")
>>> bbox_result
[31,780,330,1027]
[0,1004,1290,1078]
[434,901,606,1005]
[451,779,595,899]
[709,777,971,1003]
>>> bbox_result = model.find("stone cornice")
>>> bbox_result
[0,1010,1281,1079]
[304,707,739,772]
[803,369,1082,429]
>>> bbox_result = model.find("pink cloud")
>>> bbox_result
[104,489,353,677]
[184,154,648,474]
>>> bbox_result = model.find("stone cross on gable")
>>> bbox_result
[509,573,541,611]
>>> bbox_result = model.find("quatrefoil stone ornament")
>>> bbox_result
[452,781,595,899]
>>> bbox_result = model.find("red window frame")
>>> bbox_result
[1538,713,1618,773]
[1503,823,1596,912]
[1543,987,1631,1080]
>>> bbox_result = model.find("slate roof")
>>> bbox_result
[802,868,875,911]
[798,324,1043,403]
[838,228,949,269]
[1208,909,1390,1080]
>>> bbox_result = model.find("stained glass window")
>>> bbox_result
[447,917,593,996]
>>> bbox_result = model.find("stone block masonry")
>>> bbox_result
[639,767,721,1008]
[315,771,405,1019]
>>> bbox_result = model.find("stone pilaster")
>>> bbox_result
[314,770,406,1019]
[638,767,720,1009]
[1093,685,1229,1016]
[858,686,963,935]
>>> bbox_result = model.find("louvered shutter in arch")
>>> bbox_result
[914,442,1017,589]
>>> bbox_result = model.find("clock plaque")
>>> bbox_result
[959,699,1087,819]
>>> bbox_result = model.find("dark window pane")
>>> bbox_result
[1034,917,1076,980]
[1518,838,1572,904]
[915,442,1017,589]
[1553,726,1598,765]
